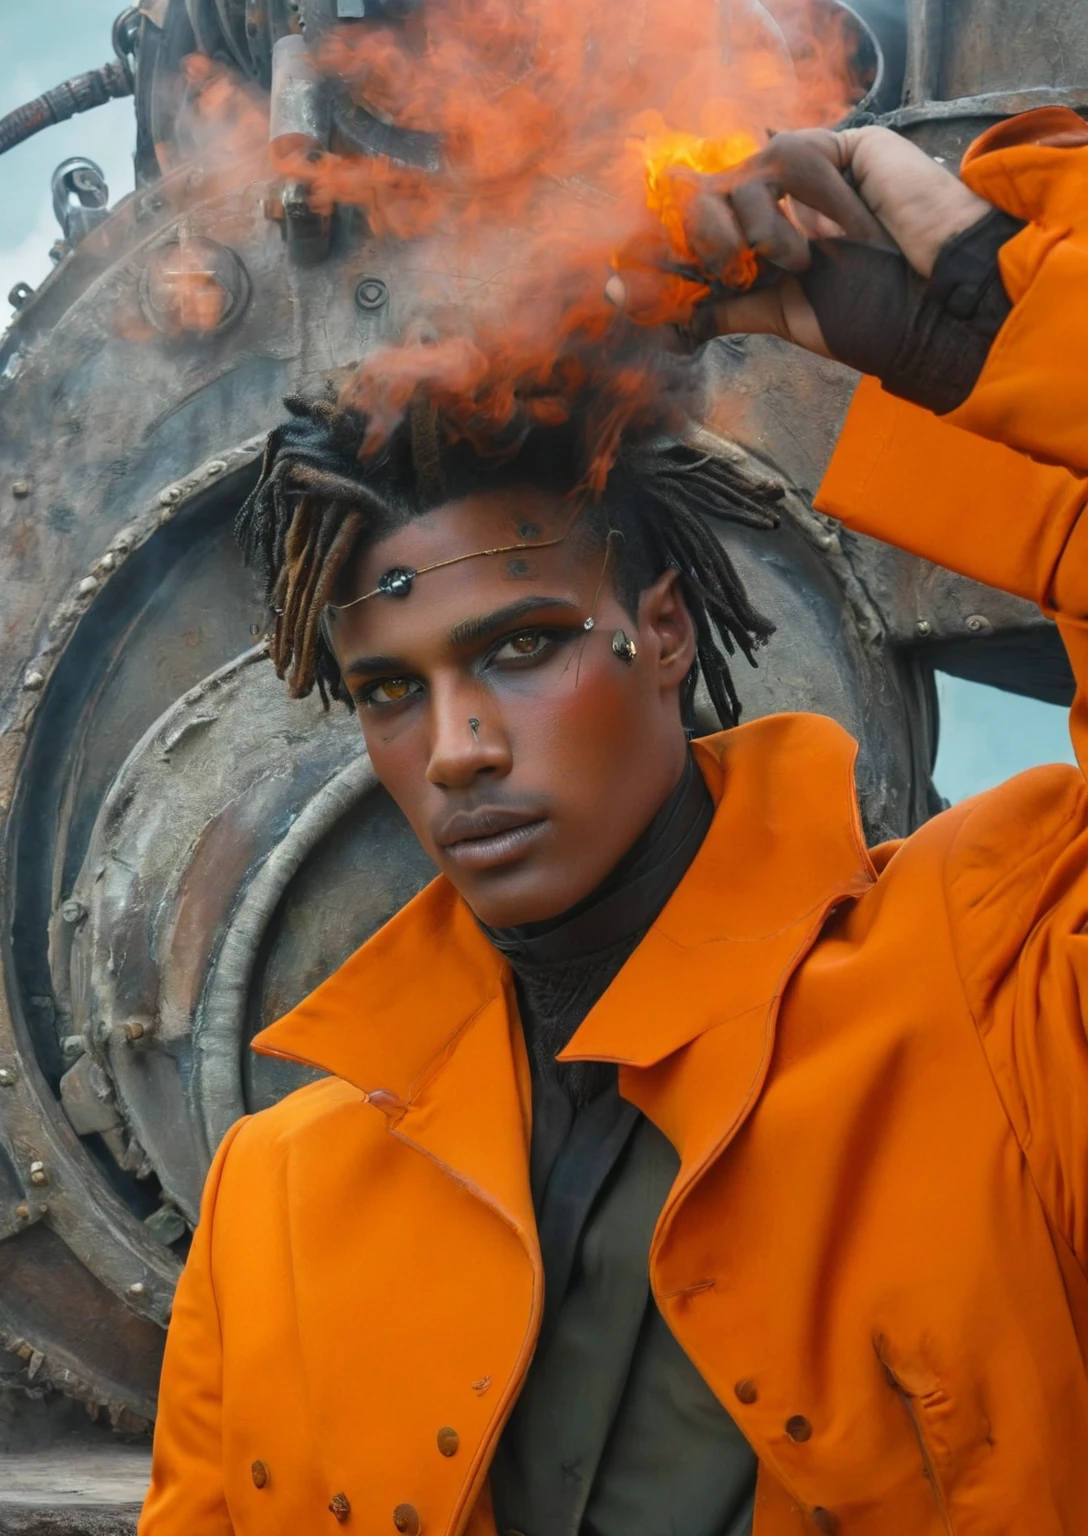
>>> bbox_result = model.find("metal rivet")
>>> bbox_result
[251,1459,270,1489]
[28,1162,48,1187]
[0,1068,17,1087]
[786,1414,813,1443]
[436,1426,459,1457]
[78,577,98,596]
[471,1375,491,1395]
[329,1492,351,1523]
[122,1021,147,1042]
[392,1505,420,1535]
[127,1282,146,1299]
[23,671,45,691]
[734,1378,758,1405]
[159,487,180,506]
[14,1204,29,1221]
[61,899,86,925]
[355,277,389,311]
[12,480,31,498]
[965,613,992,634]
[915,619,932,637]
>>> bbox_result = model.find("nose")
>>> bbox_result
[426,681,511,789]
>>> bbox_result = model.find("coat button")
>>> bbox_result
[436,1426,460,1457]
[734,1379,758,1405]
[786,1415,813,1443]
[393,1505,421,1534]
[812,1509,838,1533]
[251,1460,269,1489]
[329,1492,351,1523]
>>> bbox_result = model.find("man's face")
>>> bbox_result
[325,486,696,926]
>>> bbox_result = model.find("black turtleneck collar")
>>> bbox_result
[482,752,714,1104]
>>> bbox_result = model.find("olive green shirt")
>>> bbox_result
[490,1091,757,1536]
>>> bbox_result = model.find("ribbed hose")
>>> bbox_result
[0,60,133,157]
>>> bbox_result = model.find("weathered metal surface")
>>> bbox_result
[0,0,1081,1430]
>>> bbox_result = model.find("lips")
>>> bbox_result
[435,805,548,870]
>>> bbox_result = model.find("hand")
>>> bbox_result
[609,126,994,359]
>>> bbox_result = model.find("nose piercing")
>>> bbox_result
[468,718,480,738]
[611,629,638,666]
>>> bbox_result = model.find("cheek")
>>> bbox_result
[355,711,435,840]
[506,651,647,782]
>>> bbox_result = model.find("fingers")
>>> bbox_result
[675,131,891,290]
[728,178,811,271]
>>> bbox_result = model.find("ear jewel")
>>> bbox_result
[611,629,638,666]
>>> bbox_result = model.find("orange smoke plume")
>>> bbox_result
[203,0,864,481]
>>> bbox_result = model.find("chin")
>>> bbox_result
[455,864,587,929]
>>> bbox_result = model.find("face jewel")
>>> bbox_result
[377,566,417,598]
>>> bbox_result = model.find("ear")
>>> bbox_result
[639,568,696,690]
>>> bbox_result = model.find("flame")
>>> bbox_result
[642,120,762,284]
[175,0,864,478]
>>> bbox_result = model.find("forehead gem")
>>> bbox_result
[377,566,417,598]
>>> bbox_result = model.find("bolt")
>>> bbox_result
[12,480,31,498]
[355,277,389,312]
[159,487,181,506]
[61,898,86,925]
[78,577,98,597]
[14,1204,30,1221]
[135,193,165,222]
[122,1020,148,1042]
[61,1035,85,1060]
[127,1282,146,1299]
[23,670,44,691]
[965,613,992,634]
[0,1068,16,1087]
[28,1162,48,1188]
[915,620,932,637]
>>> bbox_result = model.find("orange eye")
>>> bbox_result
[357,676,420,708]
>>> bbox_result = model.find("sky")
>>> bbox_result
[0,0,1078,807]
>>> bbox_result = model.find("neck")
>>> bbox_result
[482,753,713,1101]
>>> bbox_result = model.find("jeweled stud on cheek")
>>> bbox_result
[611,629,637,665]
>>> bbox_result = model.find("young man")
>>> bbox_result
[140,110,1088,1535]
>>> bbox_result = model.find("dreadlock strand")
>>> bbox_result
[290,508,366,697]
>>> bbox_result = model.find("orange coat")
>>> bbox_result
[140,111,1088,1536]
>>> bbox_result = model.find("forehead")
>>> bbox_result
[330,485,600,647]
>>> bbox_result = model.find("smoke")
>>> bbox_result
[191,0,863,481]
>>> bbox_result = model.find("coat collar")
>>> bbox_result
[253,710,876,1100]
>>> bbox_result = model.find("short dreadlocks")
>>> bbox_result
[236,389,783,729]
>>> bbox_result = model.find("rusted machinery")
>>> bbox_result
[0,0,1082,1432]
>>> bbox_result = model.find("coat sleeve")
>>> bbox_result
[814,110,1088,1273]
[138,1118,250,1536]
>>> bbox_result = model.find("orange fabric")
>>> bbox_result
[942,106,1088,472]
[142,118,1088,1536]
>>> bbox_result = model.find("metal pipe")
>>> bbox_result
[0,61,133,160]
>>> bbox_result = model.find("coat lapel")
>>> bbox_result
[558,712,876,1237]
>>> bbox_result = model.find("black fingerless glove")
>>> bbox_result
[798,207,1026,413]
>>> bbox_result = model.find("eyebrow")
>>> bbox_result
[340,596,581,679]
[446,595,581,650]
